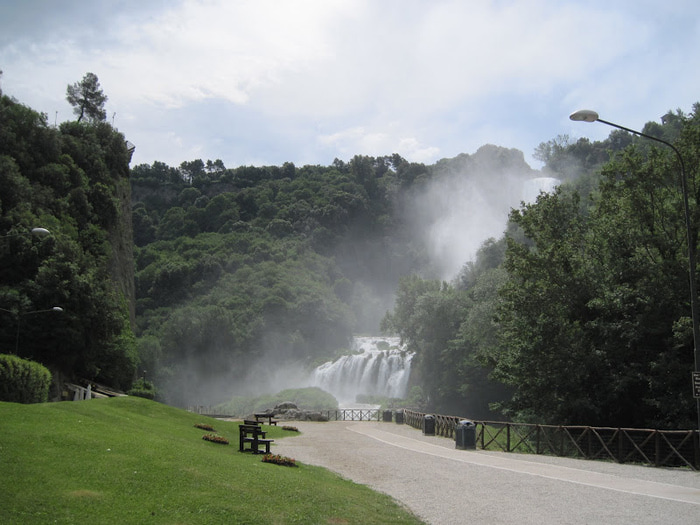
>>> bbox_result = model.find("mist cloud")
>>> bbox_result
[408,147,543,280]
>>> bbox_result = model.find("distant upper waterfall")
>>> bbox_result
[309,336,414,405]
[521,177,561,203]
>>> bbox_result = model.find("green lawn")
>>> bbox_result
[0,396,423,524]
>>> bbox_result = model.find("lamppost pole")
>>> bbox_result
[570,109,700,434]
[0,306,63,353]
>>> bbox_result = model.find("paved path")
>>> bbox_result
[272,420,700,524]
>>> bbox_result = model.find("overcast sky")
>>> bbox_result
[1,0,699,170]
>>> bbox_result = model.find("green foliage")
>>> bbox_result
[65,72,107,123]
[496,106,700,428]
[0,396,422,524]
[382,240,510,419]
[131,154,438,407]
[0,354,51,403]
[381,104,700,429]
[127,377,157,400]
[0,93,136,390]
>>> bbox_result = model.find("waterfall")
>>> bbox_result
[309,336,414,405]
[521,177,560,203]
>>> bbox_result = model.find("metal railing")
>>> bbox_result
[188,407,383,421]
[402,409,700,470]
[322,409,382,421]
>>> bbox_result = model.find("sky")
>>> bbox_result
[1,0,699,171]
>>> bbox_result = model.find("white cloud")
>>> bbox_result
[318,125,440,163]
[1,0,699,169]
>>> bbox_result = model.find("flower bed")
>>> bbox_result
[282,425,299,432]
[194,423,216,432]
[202,434,229,445]
[261,454,297,467]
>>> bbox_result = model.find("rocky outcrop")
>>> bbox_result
[252,402,330,422]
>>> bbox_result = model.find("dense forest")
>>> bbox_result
[384,108,700,428]
[0,92,136,393]
[129,145,536,406]
[3,76,699,430]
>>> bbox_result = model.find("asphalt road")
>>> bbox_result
[272,420,700,525]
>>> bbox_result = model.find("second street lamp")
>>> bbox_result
[1,227,51,240]
[570,109,700,434]
[0,306,64,354]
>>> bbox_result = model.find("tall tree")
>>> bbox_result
[66,72,107,123]
[496,108,700,428]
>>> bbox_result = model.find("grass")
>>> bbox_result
[0,396,423,524]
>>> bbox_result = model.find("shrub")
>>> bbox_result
[127,378,156,400]
[0,354,52,403]
[202,434,229,445]
[261,454,297,467]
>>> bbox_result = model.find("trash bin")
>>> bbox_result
[455,419,476,450]
[395,410,404,424]
[422,414,435,435]
[383,410,392,422]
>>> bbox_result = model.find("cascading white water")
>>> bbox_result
[521,177,561,203]
[309,336,414,405]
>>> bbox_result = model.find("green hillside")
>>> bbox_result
[0,396,421,524]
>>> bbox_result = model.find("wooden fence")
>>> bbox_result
[402,409,700,470]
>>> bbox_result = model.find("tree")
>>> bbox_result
[497,116,700,428]
[66,72,107,123]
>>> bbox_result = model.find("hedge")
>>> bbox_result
[0,354,52,403]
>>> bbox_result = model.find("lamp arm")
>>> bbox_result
[599,116,699,374]
[596,118,686,173]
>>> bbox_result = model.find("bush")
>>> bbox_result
[202,434,229,445]
[0,354,52,403]
[127,378,156,400]
[261,454,297,467]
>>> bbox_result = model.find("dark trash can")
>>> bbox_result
[382,410,392,422]
[422,414,435,435]
[455,419,476,450]
[395,410,404,424]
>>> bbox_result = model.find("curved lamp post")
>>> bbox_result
[1,227,51,239]
[30,227,51,237]
[570,109,700,434]
[0,306,63,353]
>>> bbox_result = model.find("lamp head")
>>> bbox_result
[569,109,599,123]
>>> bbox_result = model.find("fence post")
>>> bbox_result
[559,426,564,457]
[654,430,660,468]
[587,428,592,459]
[507,423,511,452]
[618,428,624,464]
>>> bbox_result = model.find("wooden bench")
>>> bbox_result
[239,424,274,454]
[254,413,279,426]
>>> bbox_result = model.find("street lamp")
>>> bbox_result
[0,306,63,353]
[30,228,51,237]
[1,227,51,239]
[570,109,700,434]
